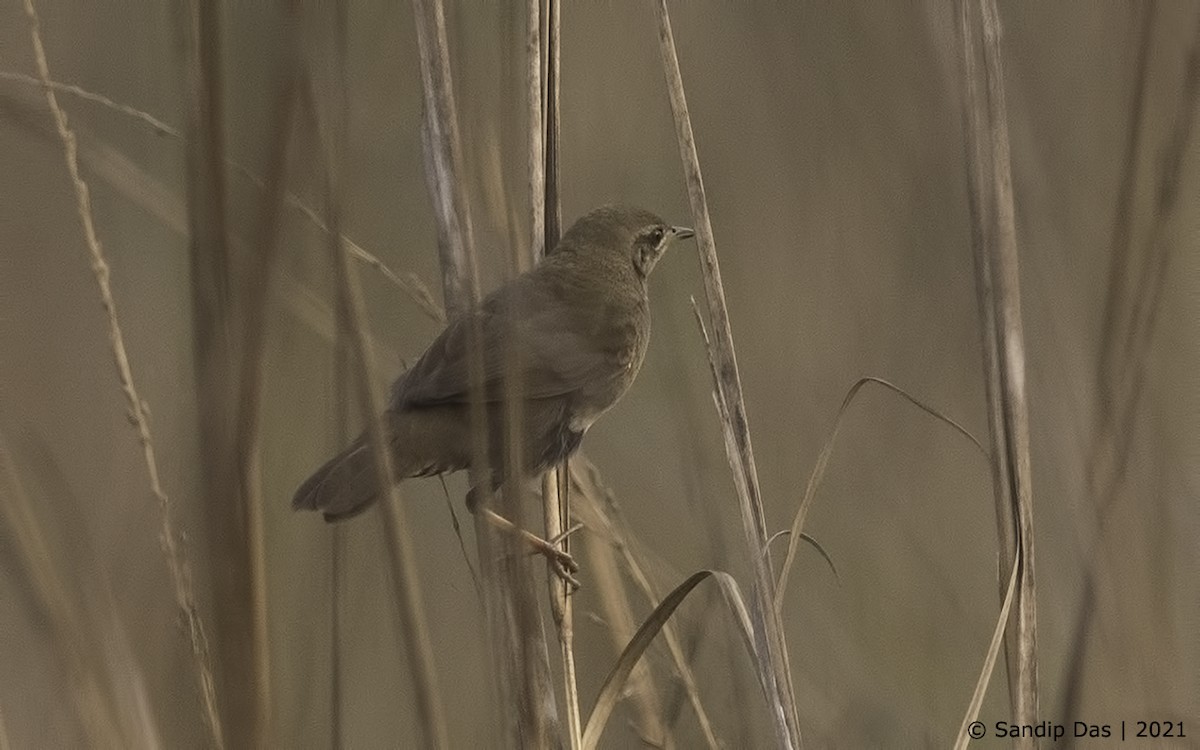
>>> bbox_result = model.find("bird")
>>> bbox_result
[292,204,694,523]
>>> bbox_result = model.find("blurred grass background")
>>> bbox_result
[1,1,1197,747]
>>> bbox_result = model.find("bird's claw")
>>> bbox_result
[527,536,580,590]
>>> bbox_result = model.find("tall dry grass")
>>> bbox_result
[2,1,1197,748]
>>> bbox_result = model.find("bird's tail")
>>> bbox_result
[292,434,383,521]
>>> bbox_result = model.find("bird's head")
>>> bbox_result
[555,205,695,278]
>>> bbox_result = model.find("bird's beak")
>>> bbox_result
[672,226,696,241]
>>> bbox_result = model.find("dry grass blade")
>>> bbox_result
[0,429,126,746]
[953,546,1021,750]
[228,46,302,749]
[1061,8,1200,726]
[957,0,1040,731]
[774,376,989,615]
[581,570,760,750]
[307,30,450,746]
[689,296,797,746]
[525,0,545,267]
[1095,1,1158,399]
[177,0,271,742]
[536,0,581,746]
[20,2,223,744]
[413,0,561,744]
[765,530,839,585]
[0,70,176,134]
[0,66,444,324]
[655,5,800,746]
[572,460,720,748]
[584,530,673,748]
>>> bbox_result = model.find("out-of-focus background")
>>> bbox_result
[2,2,1197,747]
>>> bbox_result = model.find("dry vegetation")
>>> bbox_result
[1,1,1197,748]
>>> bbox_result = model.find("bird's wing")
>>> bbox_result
[392,275,623,408]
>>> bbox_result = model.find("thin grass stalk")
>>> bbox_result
[1061,10,1200,728]
[0,68,444,325]
[228,45,302,750]
[177,1,271,744]
[0,429,127,747]
[1098,12,1200,515]
[307,45,450,746]
[329,522,343,750]
[572,459,719,748]
[543,0,562,250]
[956,0,1039,733]
[774,377,989,615]
[328,312,353,750]
[581,569,762,750]
[953,549,1021,750]
[583,533,672,749]
[326,16,353,750]
[537,0,581,745]
[21,2,223,744]
[412,0,481,319]
[1095,1,1157,404]
[651,3,801,747]
[412,0,561,745]
[526,0,545,268]
[0,70,423,375]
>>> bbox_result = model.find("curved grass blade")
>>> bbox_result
[581,570,761,750]
[765,530,840,584]
[953,545,1020,749]
[775,377,988,615]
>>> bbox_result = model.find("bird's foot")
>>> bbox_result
[480,507,581,590]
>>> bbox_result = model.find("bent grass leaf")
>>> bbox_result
[766,530,841,585]
[581,570,762,750]
[954,545,1020,749]
[775,377,988,615]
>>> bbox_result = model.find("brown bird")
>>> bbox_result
[293,205,693,521]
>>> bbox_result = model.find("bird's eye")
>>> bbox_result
[647,227,664,245]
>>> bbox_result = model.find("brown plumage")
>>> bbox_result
[293,205,693,520]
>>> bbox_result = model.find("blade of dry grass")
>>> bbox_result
[536,0,581,745]
[543,0,562,250]
[584,530,673,749]
[0,67,444,325]
[306,54,451,747]
[228,40,302,750]
[581,570,761,750]
[412,0,561,744]
[0,428,126,747]
[1095,1,1158,403]
[20,2,223,744]
[774,376,989,615]
[953,545,1021,750]
[0,76,416,385]
[176,0,273,743]
[572,458,719,749]
[653,3,801,746]
[956,0,1039,732]
[525,0,545,269]
[1061,9,1200,729]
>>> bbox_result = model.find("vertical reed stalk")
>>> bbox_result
[22,0,223,744]
[652,3,801,746]
[1061,8,1200,727]
[956,0,1040,734]
[307,28,450,744]
[535,0,581,746]
[228,35,301,750]
[412,0,560,744]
